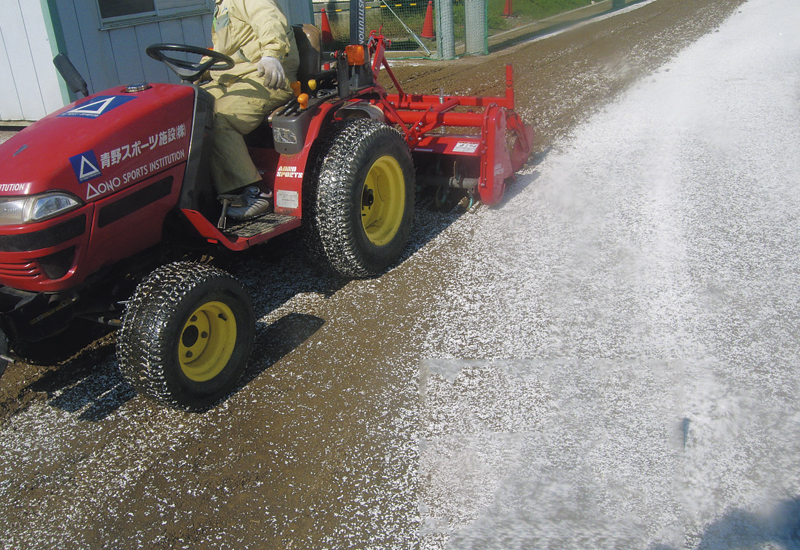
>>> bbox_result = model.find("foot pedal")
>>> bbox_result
[217,193,250,229]
[218,199,230,229]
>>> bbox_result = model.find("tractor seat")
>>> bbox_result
[244,24,323,149]
[294,23,323,87]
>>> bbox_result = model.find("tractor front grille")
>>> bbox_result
[0,260,42,279]
[0,215,85,253]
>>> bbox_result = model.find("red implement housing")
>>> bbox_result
[369,32,534,205]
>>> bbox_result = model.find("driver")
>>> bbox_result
[203,0,299,220]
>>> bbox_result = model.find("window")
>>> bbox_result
[97,0,212,29]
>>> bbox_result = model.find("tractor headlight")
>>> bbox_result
[0,193,82,225]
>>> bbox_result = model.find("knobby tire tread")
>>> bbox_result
[301,119,415,278]
[117,261,254,411]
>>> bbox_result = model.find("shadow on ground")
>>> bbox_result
[26,311,327,422]
[695,498,800,550]
[647,498,800,550]
[6,196,478,422]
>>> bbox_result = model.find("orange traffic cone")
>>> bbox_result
[503,0,512,16]
[321,8,334,44]
[421,1,435,39]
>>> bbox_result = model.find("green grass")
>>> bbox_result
[487,0,597,30]
[489,0,597,20]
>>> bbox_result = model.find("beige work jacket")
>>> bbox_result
[210,0,299,84]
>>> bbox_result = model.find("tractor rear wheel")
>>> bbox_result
[302,119,415,278]
[117,261,255,411]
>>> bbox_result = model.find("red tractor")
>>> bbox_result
[0,26,532,410]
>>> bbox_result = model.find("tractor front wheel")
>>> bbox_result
[117,262,255,411]
[302,119,415,278]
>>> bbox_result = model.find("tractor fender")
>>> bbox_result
[334,101,386,123]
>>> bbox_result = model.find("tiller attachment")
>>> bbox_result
[366,34,534,205]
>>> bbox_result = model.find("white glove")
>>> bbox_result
[256,56,285,89]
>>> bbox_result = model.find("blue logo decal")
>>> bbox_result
[69,151,102,183]
[59,95,136,119]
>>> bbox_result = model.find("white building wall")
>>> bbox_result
[0,0,65,121]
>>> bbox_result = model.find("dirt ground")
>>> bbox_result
[0,0,746,422]
[0,0,747,546]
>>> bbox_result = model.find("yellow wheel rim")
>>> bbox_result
[178,301,237,382]
[360,155,405,246]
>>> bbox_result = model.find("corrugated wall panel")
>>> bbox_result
[135,23,172,84]
[56,2,210,94]
[72,3,118,94]
[280,0,314,26]
[0,23,23,120]
[54,0,116,96]
[157,17,189,44]
[155,17,192,84]
[21,0,63,116]
[0,0,60,120]
[181,15,210,47]
[53,0,93,94]
[110,26,147,85]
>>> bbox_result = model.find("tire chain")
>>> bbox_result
[117,261,244,409]
[308,119,413,278]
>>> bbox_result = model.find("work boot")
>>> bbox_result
[224,186,273,221]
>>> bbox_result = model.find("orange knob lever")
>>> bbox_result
[290,81,301,97]
[298,93,309,110]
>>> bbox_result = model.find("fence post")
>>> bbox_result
[465,0,488,56]
[435,0,455,59]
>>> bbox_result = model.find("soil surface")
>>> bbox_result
[0,0,747,547]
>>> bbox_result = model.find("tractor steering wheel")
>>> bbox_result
[146,44,235,83]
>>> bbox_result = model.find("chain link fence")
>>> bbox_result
[312,0,634,59]
[312,1,434,53]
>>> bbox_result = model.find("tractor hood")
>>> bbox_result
[0,83,195,203]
